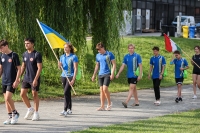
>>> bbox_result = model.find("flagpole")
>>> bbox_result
[164,33,200,69]
[36,19,76,95]
[180,49,200,69]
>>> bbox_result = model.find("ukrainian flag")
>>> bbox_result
[37,19,77,51]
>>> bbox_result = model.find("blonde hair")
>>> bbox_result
[128,44,135,48]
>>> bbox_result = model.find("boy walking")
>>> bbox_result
[116,44,142,108]
[92,42,116,111]
[20,38,42,121]
[148,46,166,106]
[0,40,21,124]
[170,50,189,103]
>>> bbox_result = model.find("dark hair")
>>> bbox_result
[152,46,159,51]
[96,42,104,49]
[24,38,35,44]
[194,46,200,50]
[0,39,8,47]
[173,50,181,55]
[64,42,74,53]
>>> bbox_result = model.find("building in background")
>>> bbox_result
[132,0,200,32]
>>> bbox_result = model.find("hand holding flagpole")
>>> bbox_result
[36,19,76,95]
[164,33,200,69]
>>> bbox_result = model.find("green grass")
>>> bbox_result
[73,109,200,133]
[0,36,199,103]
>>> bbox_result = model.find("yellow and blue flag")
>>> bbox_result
[37,20,77,51]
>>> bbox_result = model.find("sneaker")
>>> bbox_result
[32,112,40,121]
[24,108,34,120]
[3,117,12,125]
[192,95,197,99]
[11,112,19,125]
[155,101,161,106]
[175,97,179,103]
[63,111,68,117]
[179,97,183,101]
[67,109,72,114]
[59,110,66,116]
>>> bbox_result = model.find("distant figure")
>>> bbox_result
[148,46,166,106]
[20,38,42,121]
[0,40,21,124]
[92,42,116,111]
[58,42,78,117]
[116,44,142,108]
[191,46,200,99]
[170,50,189,103]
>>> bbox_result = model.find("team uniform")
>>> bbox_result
[150,55,166,101]
[59,53,78,116]
[192,54,200,75]
[96,51,115,87]
[22,50,42,90]
[123,53,142,84]
[0,52,20,124]
[22,50,42,121]
[170,58,188,85]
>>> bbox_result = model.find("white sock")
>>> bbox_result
[28,107,34,111]
[34,111,38,114]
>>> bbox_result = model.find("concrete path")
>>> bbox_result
[0,85,200,133]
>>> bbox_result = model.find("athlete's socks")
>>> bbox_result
[8,113,12,118]
[28,107,34,111]
[12,110,18,114]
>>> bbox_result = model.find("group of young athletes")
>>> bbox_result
[1,39,200,125]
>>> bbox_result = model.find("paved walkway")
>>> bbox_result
[0,85,200,133]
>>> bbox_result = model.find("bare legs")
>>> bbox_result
[97,85,111,110]
[4,91,15,113]
[192,74,197,96]
[177,84,182,97]
[20,89,39,111]
[124,84,139,105]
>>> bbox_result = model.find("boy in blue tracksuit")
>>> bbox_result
[148,46,166,106]
[170,50,189,103]
[116,44,142,108]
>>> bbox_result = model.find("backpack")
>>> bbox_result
[24,51,44,75]
[1,52,18,72]
[180,58,188,78]
[106,51,116,75]
[133,54,143,77]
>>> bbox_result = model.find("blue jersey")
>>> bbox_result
[96,51,115,75]
[123,53,142,78]
[150,55,166,79]
[60,53,78,77]
[170,58,188,78]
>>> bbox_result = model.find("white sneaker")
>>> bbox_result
[67,109,72,114]
[59,110,66,116]
[155,101,161,106]
[11,112,19,125]
[3,117,11,125]
[192,95,197,99]
[32,112,40,121]
[64,111,68,117]
[24,108,34,120]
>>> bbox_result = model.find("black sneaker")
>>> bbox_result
[122,102,127,108]
[178,97,182,101]
[175,97,179,103]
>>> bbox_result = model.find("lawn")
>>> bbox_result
[0,36,199,103]
[72,109,200,133]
